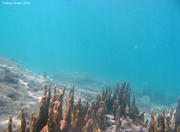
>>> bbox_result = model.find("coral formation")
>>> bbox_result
[5,81,180,132]
[176,98,180,132]
[148,98,180,132]
[19,108,26,132]
[6,115,12,132]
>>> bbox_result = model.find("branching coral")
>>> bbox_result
[148,107,178,132]
[6,115,12,132]
[19,108,26,132]
[6,82,180,132]
[28,85,51,132]
[176,98,180,132]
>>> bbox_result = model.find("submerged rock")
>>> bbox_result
[0,57,56,131]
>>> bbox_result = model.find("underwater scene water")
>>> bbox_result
[1,0,180,96]
[0,0,180,131]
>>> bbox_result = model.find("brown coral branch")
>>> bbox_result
[6,115,12,132]
[19,108,26,132]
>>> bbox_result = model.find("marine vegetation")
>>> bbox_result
[6,81,180,132]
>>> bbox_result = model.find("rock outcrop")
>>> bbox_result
[0,56,54,117]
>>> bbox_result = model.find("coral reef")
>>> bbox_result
[0,56,104,131]
[6,115,12,132]
[175,98,180,132]
[148,98,180,132]
[19,108,26,132]
[5,81,180,132]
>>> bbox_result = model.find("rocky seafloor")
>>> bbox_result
[0,56,180,132]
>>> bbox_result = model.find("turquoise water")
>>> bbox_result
[0,0,180,97]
